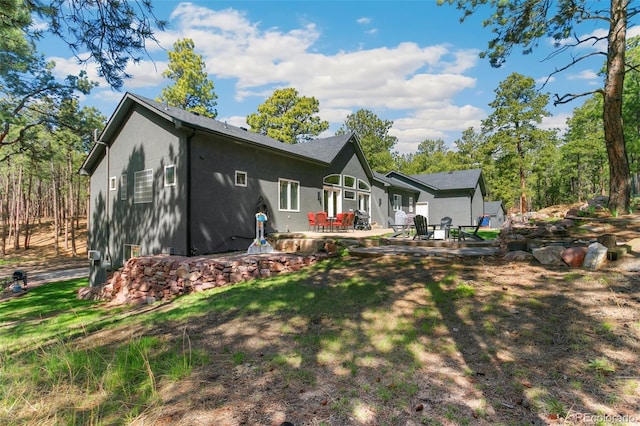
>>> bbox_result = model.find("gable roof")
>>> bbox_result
[410,169,485,192]
[484,201,505,215]
[373,172,421,192]
[80,92,371,177]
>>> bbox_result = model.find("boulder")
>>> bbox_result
[582,242,608,270]
[532,246,566,265]
[503,250,533,261]
[561,246,587,267]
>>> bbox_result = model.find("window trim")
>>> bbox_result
[344,190,356,200]
[409,196,414,213]
[109,176,116,191]
[278,178,300,212]
[235,170,247,187]
[164,165,176,187]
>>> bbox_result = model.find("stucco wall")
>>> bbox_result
[189,133,374,254]
[88,106,189,267]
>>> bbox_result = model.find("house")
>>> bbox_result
[80,92,379,282]
[380,169,487,227]
[483,201,506,228]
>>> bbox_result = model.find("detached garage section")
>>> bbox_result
[382,169,488,228]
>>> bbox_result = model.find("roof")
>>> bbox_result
[373,172,420,192]
[410,169,484,191]
[80,92,369,176]
[484,201,505,215]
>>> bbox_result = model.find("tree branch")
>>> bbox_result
[553,89,603,106]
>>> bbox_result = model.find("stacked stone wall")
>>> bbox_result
[79,252,329,305]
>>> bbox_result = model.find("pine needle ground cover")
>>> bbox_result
[0,256,638,425]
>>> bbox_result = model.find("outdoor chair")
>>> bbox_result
[389,210,412,237]
[344,211,355,231]
[315,212,331,232]
[332,213,347,231]
[307,212,317,231]
[436,216,452,240]
[458,217,484,241]
[413,214,434,240]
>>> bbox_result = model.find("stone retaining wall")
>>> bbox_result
[78,252,330,306]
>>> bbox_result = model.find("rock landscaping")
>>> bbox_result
[78,251,331,305]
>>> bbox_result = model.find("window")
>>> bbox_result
[409,196,414,213]
[134,169,153,204]
[358,179,371,191]
[164,165,176,187]
[235,170,247,187]
[393,194,402,211]
[358,193,370,212]
[109,176,116,191]
[343,175,356,188]
[323,174,341,185]
[344,190,356,200]
[279,178,299,211]
[120,174,127,200]
[123,244,141,261]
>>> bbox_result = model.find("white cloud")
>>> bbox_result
[567,69,600,81]
[59,2,494,153]
[541,112,570,134]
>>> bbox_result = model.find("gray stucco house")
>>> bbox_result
[80,93,380,273]
[380,169,487,227]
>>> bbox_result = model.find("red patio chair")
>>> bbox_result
[307,212,317,231]
[343,212,355,231]
[315,211,331,232]
[332,213,347,231]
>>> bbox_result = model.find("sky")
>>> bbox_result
[43,1,640,155]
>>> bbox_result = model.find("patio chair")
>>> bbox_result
[389,210,410,237]
[344,211,355,231]
[332,212,347,231]
[436,216,452,240]
[307,212,317,231]
[413,214,434,240]
[315,211,331,232]
[458,217,484,241]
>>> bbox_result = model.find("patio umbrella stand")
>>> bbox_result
[247,212,274,254]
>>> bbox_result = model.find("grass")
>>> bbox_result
[0,255,638,425]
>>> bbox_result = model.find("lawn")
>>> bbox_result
[0,255,638,425]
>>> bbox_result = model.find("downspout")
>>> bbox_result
[94,136,111,265]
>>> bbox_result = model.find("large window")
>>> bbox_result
[279,178,299,211]
[134,169,153,204]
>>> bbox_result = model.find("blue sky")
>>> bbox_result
[44,1,639,154]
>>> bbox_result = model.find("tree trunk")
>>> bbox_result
[604,0,630,213]
[13,166,22,250]
[50,160,60,257]
[23,169,33,249]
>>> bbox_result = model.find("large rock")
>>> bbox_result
[582,242,608,270]
[561,246,587,267]
[624,238,640,254]
[532,246,566,265]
